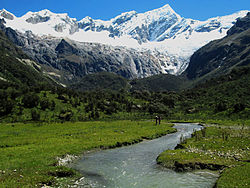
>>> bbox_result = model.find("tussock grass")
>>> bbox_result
[157,121,250,187]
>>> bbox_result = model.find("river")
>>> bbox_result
[72,123,218,188]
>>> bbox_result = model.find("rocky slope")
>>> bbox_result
[0,19,55,88]
[0,25,180,85]
[185,12,250,81]
[0,5,248,75]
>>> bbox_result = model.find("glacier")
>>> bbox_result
[0,4,249,75]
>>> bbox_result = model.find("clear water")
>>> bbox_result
[72,123,218,188]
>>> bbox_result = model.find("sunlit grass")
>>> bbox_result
[0,120,175,187]
[157,121,250,187]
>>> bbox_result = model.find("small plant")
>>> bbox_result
[31,109,40,121]
[239,123,245,138]
[201,127,206,137]
[221,128,230,141]
[180,134,186,144]
[193,131,200,141]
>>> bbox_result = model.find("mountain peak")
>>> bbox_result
[23,9,53,17]
[160,4,173,10]
[152,4,178,14]
[0,9,15,20]
[37,9,54,16]
[80,16,93,23]
[22,9,70,20]
[144,3,181,20]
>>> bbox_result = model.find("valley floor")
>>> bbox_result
[0,120,175,187]
[0,120,249,187]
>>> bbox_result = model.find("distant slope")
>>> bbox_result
[0,19,55,89]
[70,72,189,92]
[130,74,188,92]
[70,72,129,92]
[181,65,250,119]
[185,12,250,81]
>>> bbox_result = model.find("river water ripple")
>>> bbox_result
[72,123,218,188]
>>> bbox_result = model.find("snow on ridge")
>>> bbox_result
[0,5,249,75]
[0,9,16,20]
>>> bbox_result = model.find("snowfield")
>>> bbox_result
[0,4,248,75]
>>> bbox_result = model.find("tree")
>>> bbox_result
[233,103,245,113]
[162,96,175,108]
[94,109,100,119]
[215,101,228,112]
[22,93,40,108]
[59,109,73,121]
[50,100,56,111]
[0,98,14,116]
[148,102,168,115]
[40,98,50,110]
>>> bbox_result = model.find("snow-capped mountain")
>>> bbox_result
[0,5,249,75]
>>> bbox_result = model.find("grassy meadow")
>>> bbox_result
[157,120,250,188]
[0,120,175,187]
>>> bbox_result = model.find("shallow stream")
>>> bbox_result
[72,123,218,188]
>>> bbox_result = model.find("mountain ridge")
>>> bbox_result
[185,12,250,81]
[1,5,248,75]
[0,21,56,89]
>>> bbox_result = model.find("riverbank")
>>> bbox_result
[0,120,176,187]
[70,123,217,188]
[157,121,250,188]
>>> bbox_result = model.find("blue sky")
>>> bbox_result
[1,0,249,21]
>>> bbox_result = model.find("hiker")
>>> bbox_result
[158,116,161,125]
[155,116,158,125]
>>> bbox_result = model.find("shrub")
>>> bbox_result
[31,109,40,121]
[0,98,14,116]
[22,93,40,108]
[233,103,245,113]
[40,99,51,110]
[215,101,228,112]
[59,109,73,121]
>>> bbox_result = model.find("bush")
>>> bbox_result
[31,109,40,121]
[148,102,168,115]
[215,101,228,112]
[0,98,14,116]
[59,109,73,121]
[233,103,245,113]
[40,98,51,110]
[22,93,40,108]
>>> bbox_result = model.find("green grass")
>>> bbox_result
[0,120,175,187]
[216,163,250,188]
[157,121,250,187]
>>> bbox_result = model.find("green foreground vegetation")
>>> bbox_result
[157,121,250,188]
[0,66,249,187]
[0,120,175,187]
